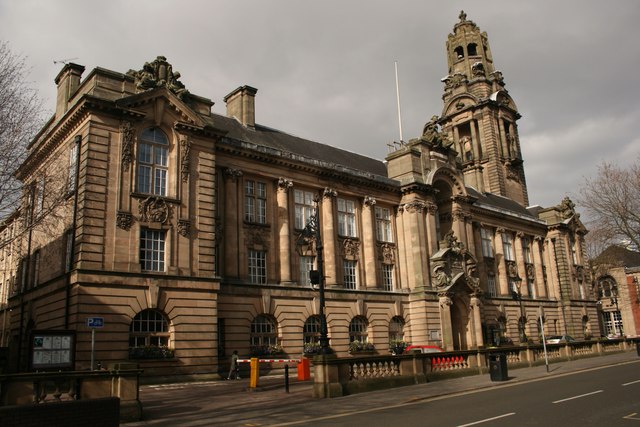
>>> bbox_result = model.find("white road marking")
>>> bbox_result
[622,379,640,386]
[552,390,603,404]
[457,413,516,427]
[623,412,640,420]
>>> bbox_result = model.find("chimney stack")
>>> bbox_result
[224,85,258,128]
[54,63,85,119]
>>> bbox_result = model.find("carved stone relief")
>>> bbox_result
[116,211,133,230]
[120,121,134,171]
[178,219,190,237]
[180,135,191,182]
[139,196,170,224]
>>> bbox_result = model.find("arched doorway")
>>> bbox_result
[450,293,470,350]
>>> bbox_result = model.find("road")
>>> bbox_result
[278,362,640,426]
[124,352,640,426]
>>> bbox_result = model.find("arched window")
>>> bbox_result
[303,315,322,345]
[467,43,478,56]
[454,46,464,59]
[250,314,278,347]
[129,309,172,359]
[349,316,369,343]
[137,127,169,196]
[389,316,405,343]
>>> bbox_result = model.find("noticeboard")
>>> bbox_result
[31,330,76,371]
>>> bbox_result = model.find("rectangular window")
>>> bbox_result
[299,256,315,287]
[248,250,267,284]
[343,260,357,289]
[480,228,494,258]
[245,180,267,224]
[487,274,497,297]
[140,229,166,272]
[294,190,315,229]
[381,264,394,291]
[337,198,356,237]
[137,142,168,196]
[502,233,514,261]
[68,142,79,193]
[570,236,578,264]
[375,207,393,242]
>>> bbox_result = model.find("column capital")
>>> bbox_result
[277,177,294,191]
[323,187,338,199]
[223,167,243,182]
[363,195,377,207]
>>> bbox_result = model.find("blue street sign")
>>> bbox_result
[86,317,104,328]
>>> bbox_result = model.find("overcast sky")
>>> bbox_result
[1,0,639,211]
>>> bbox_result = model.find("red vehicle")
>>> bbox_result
[403,345,445,354]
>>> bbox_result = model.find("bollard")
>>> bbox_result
[285,365,290,393]
[250,357,259,388]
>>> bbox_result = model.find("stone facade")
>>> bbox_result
[0,12,597,378]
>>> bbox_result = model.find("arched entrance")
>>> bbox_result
[450,292,470,350]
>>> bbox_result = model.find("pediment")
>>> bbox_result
[443,94,479,116]
[118,88,203,129]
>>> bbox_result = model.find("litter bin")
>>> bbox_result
[488,353,508,381]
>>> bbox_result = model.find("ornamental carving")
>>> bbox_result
[379,243,395,265]
[526,264,535,280]
[126,56,190,100]
[416,116,454,149]
[277,177,293,191]
[342,239,360,260]
[363,196,376,207]
[574,265,585,282]
[116,211,133,230]
[223,168,243,182]
[402,201,427,213]
[246,224,269,247]
[120,121,134,171]
[558,196,576,219]
[471,61,485,77]
[323,187,337,199]
[139,197,169,224]
[178,219,190,237]
[506,260,518,278]
[180,135,191,182]
[490,70,505,86]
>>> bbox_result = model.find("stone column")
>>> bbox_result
[495,228,509,296]
[439,295,454,351]
[403,201,427,288]
[425,203,438,255]
[276,178,293,284]
[532,236,547,298]
[470,295,484,348]
[514,232,528,297]
[362,196,377,289]
[223,168,243,278]
[470,119,480,160]
[321,188,338,286]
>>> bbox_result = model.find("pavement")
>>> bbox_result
[123,350,640,426]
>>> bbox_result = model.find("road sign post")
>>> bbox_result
[86,317,104,370]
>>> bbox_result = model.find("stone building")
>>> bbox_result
[591,246,640,338]
[0,12,595,378]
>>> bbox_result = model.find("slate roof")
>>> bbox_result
[203,113,389,179]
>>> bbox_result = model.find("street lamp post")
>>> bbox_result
[511,275,526,344]
[296,194,332,354]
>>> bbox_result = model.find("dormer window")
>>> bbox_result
[137,127,168,196]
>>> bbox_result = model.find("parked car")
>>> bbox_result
[545,335,575,344]
[403,345,445,354]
